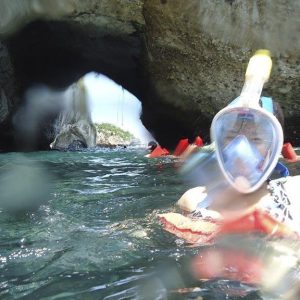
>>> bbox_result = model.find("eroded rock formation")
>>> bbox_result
[0,0,299,152]
[50,78,97,150]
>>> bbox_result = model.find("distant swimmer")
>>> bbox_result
[282,142,300,163]
[145,141,170,158]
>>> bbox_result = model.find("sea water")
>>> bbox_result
[0,147,299,299]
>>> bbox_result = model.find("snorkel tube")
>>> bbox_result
[211,50,283,193]
[240,50,273,108]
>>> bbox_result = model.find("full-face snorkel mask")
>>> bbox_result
[181,50,283,195]
[211,50,283,193]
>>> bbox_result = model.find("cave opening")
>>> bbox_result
[5,19,154,151]
[13,72,155,152]
[3,19,208,152]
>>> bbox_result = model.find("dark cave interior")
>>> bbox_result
[2,20,205,152]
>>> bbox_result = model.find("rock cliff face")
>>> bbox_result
[0,0,299,151]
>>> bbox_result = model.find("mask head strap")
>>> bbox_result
[259,97,289,178]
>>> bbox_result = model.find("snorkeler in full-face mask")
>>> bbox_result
[211,50,283,194]
[180,51,283,193]
[158,50,300,297]
[159,50,300,238]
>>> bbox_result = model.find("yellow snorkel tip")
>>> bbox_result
[245,49,272,83]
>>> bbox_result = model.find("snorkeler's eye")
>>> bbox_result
[224,134,237,142]
[252,137,261,142]
[223,136,235,145]
[251,137,263,144]
[225,136,235,141]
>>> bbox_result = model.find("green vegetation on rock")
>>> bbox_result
[95,123,134,144]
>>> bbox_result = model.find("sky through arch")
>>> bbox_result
[84,72,155,145]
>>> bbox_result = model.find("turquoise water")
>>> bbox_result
[0,148,300,299]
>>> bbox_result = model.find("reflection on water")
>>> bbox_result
[0,148,299,299]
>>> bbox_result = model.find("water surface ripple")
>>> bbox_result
[0,148,299,299]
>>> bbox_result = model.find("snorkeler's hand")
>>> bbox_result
[177,186,207,212]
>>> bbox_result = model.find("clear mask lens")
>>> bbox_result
[222,135,264,190]
[212,107,283,193]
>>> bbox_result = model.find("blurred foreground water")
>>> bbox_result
[0,148,300,299]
